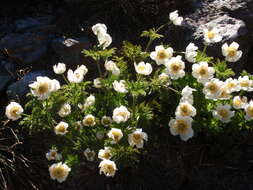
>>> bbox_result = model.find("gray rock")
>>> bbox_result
[0,60,17,94]
[15,16,54,31]
[51,37,90,66]
[6,70,52,101]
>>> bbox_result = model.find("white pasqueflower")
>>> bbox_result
[101,116,112,126]
[92,23,107,36]
[104,60,120,75]
[46,148,62,161]
[203,28,222,44]
[223,78,240,93]
[158,73,171,86]
[77,65,88,75]
[185,43,198,63]
[128,128,148,149]
[169,116,194,141]
[192,61,215,84]
[54,121,69,135]
[53,63,66,74]
[213,104,235,123]
[180,86,196,105]
[134,62,152,75]
[165,55,185,80]
[98,147,112,160]
[232,96,247,109]
[245,101,253,120]
[217,84,231,100]
[93,78,102,88]
[51,79,61,92]
[238,76,253,91]
[99,159,117,177]
[107,128,123,144]
[67,69,84,83]
[98,33,112,49]
[49,162,71,183]
[113,80,128,93]
[203,78,223,100]
[83,148,96,162]
[169,10,183,26]
[58,103,71,117]
[96,131,105,140]
[5,102,23,121]
[85,95,95,107]
[112,106,130,123]
[222,42,242,62]
[175,102,197,117]
[29,76,54,100]
[150,45,173,65]
[82,114,96,126]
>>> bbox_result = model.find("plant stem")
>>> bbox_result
[96,59,103,78]
[202,44,208,55]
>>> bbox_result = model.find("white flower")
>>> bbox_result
[77,65,88,76]
[101,116,112,126]
[180,86,196,105]
[98,33,112,49]
[82,114,96,126]
[203,78,223,99]
[58,103,71,117]
[105,60,116,71]
[79,95,96,110]
[169,116,194,141]
[67,69,84,83]
[150,45,173,65]
[232,96,247,109]
[113,80,128,93]
[222,42,242,62]
[92,23,107,36]
[185,43,198,63]
[244,101,253,120]
[49,162,71,183]
[53,63,66,74]
[5,102,23,121]
[223,78,240,93]
[51,79,61,92]
[134,61,152,75]
[96,131,104,140]
[94,78,102,88]
[175,102,197,117]
[203,28,222,44]
[238,76,253,91]
[128,128,148,149]
[213,104,235,123]
[192,61,215,84]
[54,121,68,135]
[29,76,54,100]
[99,159,117,177]
[158,73,171,86]
[217,85,231,100]
[98,147,112,160]
[169,10,183,25]
[107,128,123,144]
[165,55,185,80]
[83,148,96,162]
[46,148,62,161]
[112,106,130,123]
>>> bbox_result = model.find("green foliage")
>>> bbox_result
[213,60,235,79]
[141,28,164,40]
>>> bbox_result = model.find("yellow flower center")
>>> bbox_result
[199,66,207,76]
[51,151,57,158]
[247,106,253,117]
[240,81,250,87]
[38,83,49,94]
[112,131,121,142]
[171,63,181,73]
[10,107,19,117]
[180,104,190,116]
[233,99,242,107]
[102,118,111,125]
[57,125,66,133]
[87,151,94,158]
[103,152,111,159]
[106,164,115,174]
[157,50,169,60]
[207,83,218,93]
[227,47,236,57]
[218,109,229,118]
[138,65,146,71]
[132,133,143,144]
[117,111,127,118]
[175,120,188,134]
[52,166,66,179]
[85,117,94,125]
[207,31,215,39]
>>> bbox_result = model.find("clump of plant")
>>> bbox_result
[6,10,253,183]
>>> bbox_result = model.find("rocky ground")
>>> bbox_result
[1,0,253,189]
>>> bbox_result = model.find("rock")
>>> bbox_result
[6,70,52,101]
[51,37,90,66]
[0,60,17,94]
[0,16,56,64]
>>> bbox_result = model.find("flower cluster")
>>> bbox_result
[11,10,252,183]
